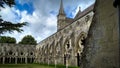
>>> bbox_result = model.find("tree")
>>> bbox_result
[0,36,16,43]
[19,35,37,45]
[0,0,27,34]
[0,0,15,8]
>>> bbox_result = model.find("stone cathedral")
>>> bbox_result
[0,0,119,68]
[35,0,94,66]
[36,0,94,66]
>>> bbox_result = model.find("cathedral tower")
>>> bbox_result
[57,0,66,31]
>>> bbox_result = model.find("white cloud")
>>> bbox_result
[46,15,57,27]
[20,11,41,24]
[0,6,19,23]
[1,0,95,43]
[1,7,57,43]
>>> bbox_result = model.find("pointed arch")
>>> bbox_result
[75,31,87,54]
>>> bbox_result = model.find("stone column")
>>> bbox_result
[30,58,31,63]
[39,57,40,63]
[21,57,22,63]
[15,52,18,64]
[48,57,49,65]
[15,57,17,64]
[65,52,69,68]
[3,57,5,64]
[55,59,56,68]
[25,57,27,64]
[10,57,11,63]
[25,53,28,64]
[30,58,32,63]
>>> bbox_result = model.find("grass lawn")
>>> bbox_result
[0,64,79,68]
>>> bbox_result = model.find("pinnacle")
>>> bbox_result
[59,0,65,14]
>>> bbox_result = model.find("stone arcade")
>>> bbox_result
[0,0,119,68]
[35,0,94,66]
[0,43,36,64]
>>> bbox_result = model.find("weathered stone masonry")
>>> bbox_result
[35,0,94,66]
[81,0,119,68]
[0,0,119,68]
[0,43,36,64]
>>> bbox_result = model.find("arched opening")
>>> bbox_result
[81,38,86,46]
[17,58,20,63]
[27,58,31,63]
[31,58,34,63]
[77,53,80,66]
[76,32,86,66]
[9,51,13,55]
[11,57,13,63]
[0,57,3,64]
[12,57,15,63]
[30,52,33,55]
[23,58,26,63]
[5,57,8,63]
[63,39,71,66]
[21,52,23,55]
[22,58,25,63]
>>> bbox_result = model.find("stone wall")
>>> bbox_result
[81,0,119,68]
[0,43,36,64]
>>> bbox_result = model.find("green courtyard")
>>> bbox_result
[0,64,79,68]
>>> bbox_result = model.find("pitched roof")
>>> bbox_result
[74,4,94,21]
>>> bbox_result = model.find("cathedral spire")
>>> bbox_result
[59,0,65,15]
[78,7,81,12]
[57,0,66,31]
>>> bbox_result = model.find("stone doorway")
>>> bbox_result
[77,53,80,66]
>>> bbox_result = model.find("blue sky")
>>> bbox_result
[0,0,95,43]
[15,0,34,14]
